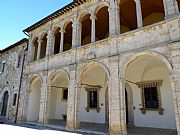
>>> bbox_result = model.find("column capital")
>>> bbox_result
[134,0,141,3]
[90,14,97,20]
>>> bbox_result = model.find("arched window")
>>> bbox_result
[53,27,61,54]
[40,33,47,59]
[33,38,38,61]
[95,6,109,41]
[1,91,9,116]
[119,0,137,33]
[63,22,72,52]
[80,13,91,46]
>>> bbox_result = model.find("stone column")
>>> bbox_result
[59,29,65,52]
[108,56,127,135]
[134,0,143,28]
[66,64,80,131]
[174,0,179,14]
[46,31,55,56]
[37,38,42,60]
[163,0,179,19]
[28,42,35,62]
[38,71,50,124]
[90,14,96,43]
[170,48,180,135]
[109,0,120,36]
[77,22,82,46]
[72,17,78,48]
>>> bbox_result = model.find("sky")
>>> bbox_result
[0,0,72,50]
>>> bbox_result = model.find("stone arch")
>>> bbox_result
[78,61,110,83]
[78,10,92,22]
[32,36,38,44]
[52,25,61,35]
[120,51,172,79]
[63,19,73,30]
[49,69,70,85]
[48,69,69,122]
[27,74,42,122]
[121,51,177,130]
[0,87,10,118]
[94,2,110,15]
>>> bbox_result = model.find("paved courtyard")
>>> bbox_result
[0,123,177,135]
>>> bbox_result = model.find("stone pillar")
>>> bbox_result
[174,0,179,14]
[108,56,127,135]
[66,64,80,131]
[46,31,54,56]
[90,14,96,43]
[109,0,120,36]
[163,0,179,19]
[37,38,42,60]
[170,48,180,135]
[72,17,78,48]
[28,43,35,62]
[38,72,50,124]
[134,0,143,28]
[59,29,65,52]
[77,22,82,46]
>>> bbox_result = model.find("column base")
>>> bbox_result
[66,120,80,131]
[109,123,127,135]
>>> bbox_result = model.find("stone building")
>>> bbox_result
[0,38,28,121]
[1,0,180,134]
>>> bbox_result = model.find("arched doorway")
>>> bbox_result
[48,70,69,126]
[1,91,9,117]
[124,54,176,131]
[27,76,41,122]
[79,63,109,131]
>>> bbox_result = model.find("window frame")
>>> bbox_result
[136,80,164,115]
[85,86,100,113]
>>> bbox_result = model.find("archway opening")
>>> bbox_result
[141,0,165,26]
[48,71,69,126]
[1,91,9,117]
[81,13,91,46]
[119,0,137,33]
[27,76,41,122]
[95,6,109,41]
[124,54,176,131]
[40,33,47,59]
[79,63,109,131]
[33,37,38,61]
[54,27,61,54]
[63,22,72,52]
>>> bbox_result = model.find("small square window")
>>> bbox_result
[62,88,68,100]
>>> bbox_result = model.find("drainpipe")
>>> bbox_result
[14,39,28,124]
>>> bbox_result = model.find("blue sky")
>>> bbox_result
[0,0,72,50]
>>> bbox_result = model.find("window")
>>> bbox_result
[144,87,158,108]
[62,88,68,101]
[85,87,100,113]
[1,62,5,72]
[12,93,17,106]
[136,80,164,115]
[17,55,22,68]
